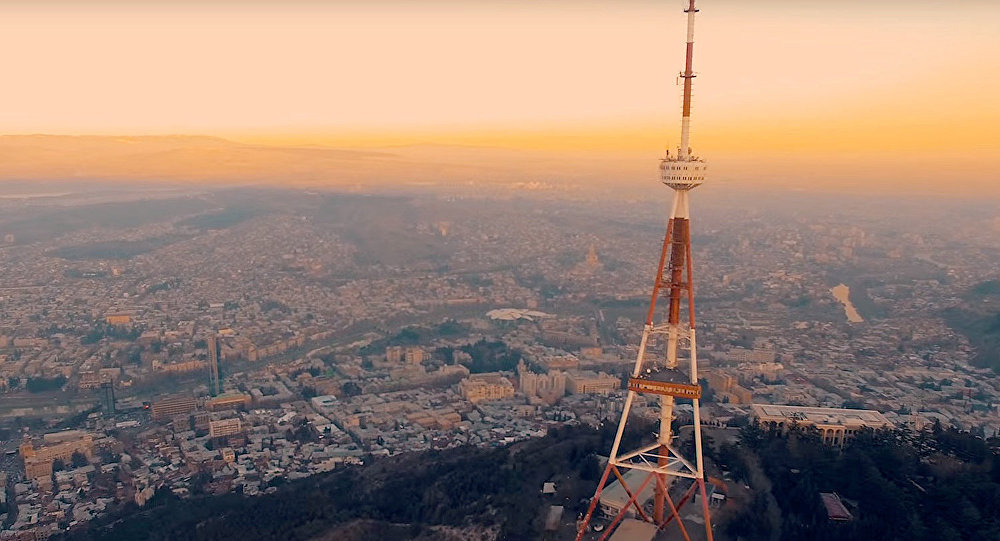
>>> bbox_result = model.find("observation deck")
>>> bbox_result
[659,152,706,190]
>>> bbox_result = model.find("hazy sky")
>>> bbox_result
[2,0,998,183]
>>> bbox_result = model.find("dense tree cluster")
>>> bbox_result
[457,339,523,373]
[25,375,67,393]
[723,423,1000,541]
[358,321,470,357]
[52,416,1000,541]
[81,323,142,345]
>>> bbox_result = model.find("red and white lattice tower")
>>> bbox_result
[576,1,713,540]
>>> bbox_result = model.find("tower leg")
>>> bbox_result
[698,478,715,541]
[576,463,614,541]
[654,473,691,541]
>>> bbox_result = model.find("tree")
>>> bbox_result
[71,451,89,468]
[579,454,600,481]
[25,375,67,393]
[341,381,362,397]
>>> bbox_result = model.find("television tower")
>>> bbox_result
[576,1,713,540]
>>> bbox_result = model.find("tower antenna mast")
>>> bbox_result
[678,0,697,160]
[575,1,714,539]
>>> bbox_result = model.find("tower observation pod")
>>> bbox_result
[576,1,714,540]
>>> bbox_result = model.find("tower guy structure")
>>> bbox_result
[576,1,713,540]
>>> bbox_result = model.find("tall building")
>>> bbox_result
[151,394,198,421]
[578,2,714,539]
[385,346,403,364]
[207,334,222,396]
[518,361,566,403]
[404,347,424,365]
[585,243,600,269]
[100,381,116,414]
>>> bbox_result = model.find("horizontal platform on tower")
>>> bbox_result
[611,442,701,478]
[629,368,701,399]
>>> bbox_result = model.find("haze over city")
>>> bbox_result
[0,1,999,541]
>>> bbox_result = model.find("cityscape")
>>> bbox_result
[1,1,999,540]
[0,183,996,539]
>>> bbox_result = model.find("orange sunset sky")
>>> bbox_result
[2,0,998,192]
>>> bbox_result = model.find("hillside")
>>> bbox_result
[943,280,1000,372]
[55,425,617,541]
[52,420,1000,541]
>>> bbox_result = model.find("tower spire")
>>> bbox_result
[576,1,713,539]
[678,0,698,160]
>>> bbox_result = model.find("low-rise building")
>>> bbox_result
[458,373,515,403]
[21,432,94,480]
[209,418,243,439]
[751,404,892,446]
[566,370,619,395]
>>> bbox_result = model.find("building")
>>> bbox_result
[609,519,657,541]
[100,382,115,414]
[540,356,579,371]
[747,362,784,383]
[207,335,222,396]
[151,395,198,422]
[751,404,892,446]
[385,346,403,364]
[704,371,735,394]
[77,371,106,390]
[819,492,853,522]
[517,361,566,403]
[545,505,564,532]
[192,410,212,431]
[718,383,753,405]
[104,314,131,325]
[209,418,243,438]
[404,347,424,365]
[458,373,515,403]
[566,370,619,395]
[725,348,775,363]
[205,393,251,412]
[598,467,658,518]
[21,432,95,480]
[152,359,204,373]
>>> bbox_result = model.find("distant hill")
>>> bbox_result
[943,280,1000,372]
[0,135,417,187]
[0,135,647,194]
[944,308,1000,372]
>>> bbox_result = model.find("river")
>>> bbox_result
[830,283,863,323]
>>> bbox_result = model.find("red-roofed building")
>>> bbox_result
[819,492,853,522]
